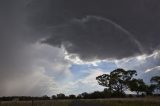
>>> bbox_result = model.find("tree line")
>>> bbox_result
[0,68,159,101]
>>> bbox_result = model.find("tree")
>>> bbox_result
[128,79,147,95]
[69,95,76,99]
[151,76,160,84]
[103,88,112,98]
[81,92,89,99]
[51,95,57,99]
[90,91,104,99]
[145,84,156,95]
[96,68,137,96]
[57,93,66,99]
[77,94,82,99]
[41,95,50,100]
[150,76,160,93]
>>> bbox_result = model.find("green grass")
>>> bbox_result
[0,97,160,106]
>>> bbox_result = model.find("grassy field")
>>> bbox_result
[0,97,160,106]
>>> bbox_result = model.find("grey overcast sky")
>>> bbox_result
[0,0,160,96]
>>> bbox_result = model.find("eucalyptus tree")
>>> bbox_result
[128,79,147,95]
[96,68,137,95]
[150,76,160,93]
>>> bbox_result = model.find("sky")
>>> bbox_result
[0,0,160,96]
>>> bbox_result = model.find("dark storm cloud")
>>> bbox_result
[0,0,58,96]
[0,0,160,96]
[0,0,27,72]
[43,16,142,60]
[0,0,37,95]
[29,0,160,60]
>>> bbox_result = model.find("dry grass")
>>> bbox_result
[0,97,160,106]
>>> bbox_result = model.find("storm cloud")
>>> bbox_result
[29,0,160,60]
[0,0,160,96]
[0,0,71,96]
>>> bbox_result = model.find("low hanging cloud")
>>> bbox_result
[43,16,143,60]
[28,0,160,61]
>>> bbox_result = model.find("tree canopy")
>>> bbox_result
[96,68,137,96]
[128,79,147,95]
[150,76,160,92]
